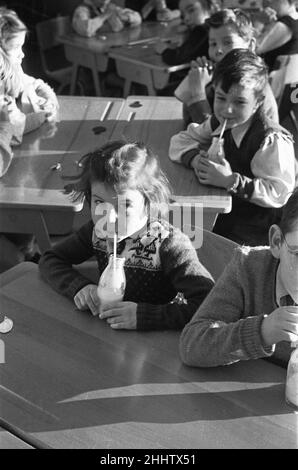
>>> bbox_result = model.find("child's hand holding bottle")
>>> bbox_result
[261,306,298,347]
[74,284,100,316]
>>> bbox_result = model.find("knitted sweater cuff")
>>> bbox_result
[65,276,94,300]
[136,303,163,330]
[240,315,274,359]
[181,149,199,168]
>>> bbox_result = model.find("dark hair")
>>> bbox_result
[0,7,27,45]
[179,0,219,14]
[212,49,268,105]
[206,8,255,42]
[65,140,171,213]
[280,187,298,235]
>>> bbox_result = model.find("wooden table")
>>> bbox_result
[59,20,186,96]
[0,262,297,449]
[0,427,34,449]
[110,96,231,230]
[0,96,124,252]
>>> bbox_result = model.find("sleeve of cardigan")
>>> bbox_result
[39,220,96,299]
[179,249,274,367]
[72,6,107,37]
[136,229,214,330]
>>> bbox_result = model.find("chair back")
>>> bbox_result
[36,16,71,74]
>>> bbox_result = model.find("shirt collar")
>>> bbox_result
[211,116,253,148]
[275,263,290,306]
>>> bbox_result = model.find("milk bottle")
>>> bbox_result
[97,255,126,310]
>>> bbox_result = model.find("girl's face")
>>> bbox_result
[208,25,252,63]
[2,31,26,65]
[270,223,298,303]
[91,181,148,241]
[179,0,208,29]
[213,83,259,128]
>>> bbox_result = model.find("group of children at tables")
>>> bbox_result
[0,2,297,372]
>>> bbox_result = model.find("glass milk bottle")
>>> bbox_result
[207,137,225,163]
[97,255,126,310]
[285,341,298,412]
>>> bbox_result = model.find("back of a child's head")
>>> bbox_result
[66,140,171,211]
[212,48,268,105]
[279,188,298,236]
[206,8,255,42]
[0,7,27,44]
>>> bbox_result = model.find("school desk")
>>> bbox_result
[110,96,231,230]
[0,427,34,449]
[59,20,185,95]
[0,96,125,252]
[0,261,297,449]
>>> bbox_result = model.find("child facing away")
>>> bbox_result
[180,187,298,368]
[39,141,214,331]
[0,7,59,131]
[179,8,279,126]
[125,0,181,22]
[72,0,142,37]
[169,49,296,247]
[257,0,298,72]
[154,0,215,66]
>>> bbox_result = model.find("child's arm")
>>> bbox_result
[117,7,142,26]
[72,5,111,37]
[180,249,274,367]
[39,221,96,300]
[238,132,296,208]
[169,117,213,166]
[0,120,14,177]
[135,229,214,330]
[257,19,293,55]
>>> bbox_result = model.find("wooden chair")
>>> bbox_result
[36,16,74,94]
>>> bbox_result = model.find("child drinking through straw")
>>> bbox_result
[169,49,296,246]
[39,141,214,330]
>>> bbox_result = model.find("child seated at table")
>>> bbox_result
[180,187,298,368]
[125,0,181,22]
[0,7,59,130]
[72,0,142,37]
[257,0,298,72]
[39,140,214,330]
[179,8,279,126]
[169,49,296,247]
[155,0,216,66]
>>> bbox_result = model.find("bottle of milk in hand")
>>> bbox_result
[97,255,126,312]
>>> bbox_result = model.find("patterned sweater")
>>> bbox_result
[39,219,214,330]
[180,246,292,368]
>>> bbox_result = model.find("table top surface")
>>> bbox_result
[0,96,124,211]
[111,96,231,211]
[59,20,184,55]
[0,262,297,449]
[0,427,34,449]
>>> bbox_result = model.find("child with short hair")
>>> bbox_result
[0,7,59,130]
[72,0,142,37]
[180,187,298,368]
[179,8,279,126]
[169,49,296,246]
[39,140,214,330]
[155,0,215,66]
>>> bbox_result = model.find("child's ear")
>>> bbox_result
[269,224,282,259]
[249,37,257,52]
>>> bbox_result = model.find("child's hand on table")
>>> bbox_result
[100,301,137,329]
[74,284,100,316]
[195,156,233,188]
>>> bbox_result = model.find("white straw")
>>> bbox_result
[219,119,227,140]
[113,233,117,272]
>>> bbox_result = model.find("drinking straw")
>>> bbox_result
[219,119,227,140]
